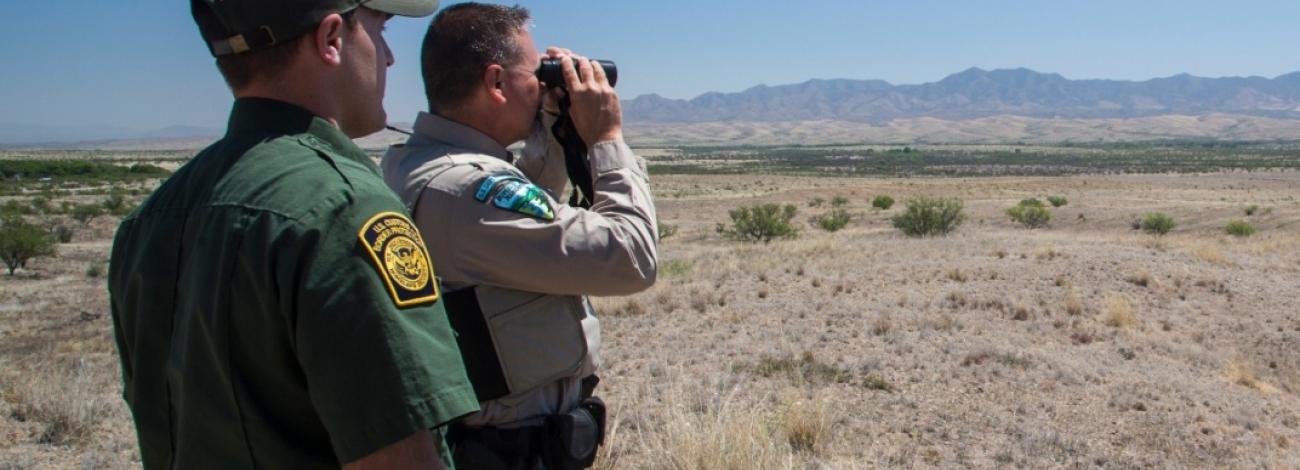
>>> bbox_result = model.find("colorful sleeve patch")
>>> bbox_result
[358,212,440,307]
[473,173,556,221]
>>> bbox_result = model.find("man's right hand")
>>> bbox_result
[557,52,623,145]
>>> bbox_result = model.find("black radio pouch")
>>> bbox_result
[541,396,607,470]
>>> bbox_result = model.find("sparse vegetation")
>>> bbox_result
[718,203,799,243]
[871,194,894,210]
[1100,294,1137,329]
[1007,200,1052,229]
[1046,195,1068,207]
[1225,220,1255,237]
[658,219,678,240]
[891,196,964,237]
[1141,212,1175,235]
[739,351,852,385]
[813,208,850,232]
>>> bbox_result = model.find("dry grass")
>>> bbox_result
[1099,293,1137,329]
[1184,241,1233,266]
[9,170,1300,468]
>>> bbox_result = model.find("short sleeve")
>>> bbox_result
[275,189,478,463]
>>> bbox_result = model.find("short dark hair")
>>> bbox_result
[206,9,358,91]
[421,3,531,113]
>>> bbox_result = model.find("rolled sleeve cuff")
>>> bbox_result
[334,383,480,464]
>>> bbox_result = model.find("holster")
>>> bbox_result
[541,396,606,470]
[447,393,607,470]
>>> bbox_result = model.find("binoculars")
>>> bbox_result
[536,59,617,89]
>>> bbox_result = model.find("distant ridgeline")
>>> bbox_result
[623,68,1300,123]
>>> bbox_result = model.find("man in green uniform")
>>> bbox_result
[107,1,478,468]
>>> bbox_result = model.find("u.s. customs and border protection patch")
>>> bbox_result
[473,173,556,221]
[359,212,440,307]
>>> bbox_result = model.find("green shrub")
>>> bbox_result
[1141,213,1175,235]
[1046,195,1068,207]
[70,203,105,226]
[102,194,129,216]
[1018,198,1046,208]
[1225,220,1255,237]
[813,208,850,232]
[718,203,799,243]
[871,195,894,210]
[891,196,964,237]
[1007,205,1052,229]
[830,196,849,208]
[0,215,57,275]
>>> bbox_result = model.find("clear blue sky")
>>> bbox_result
[2,0,1298,130]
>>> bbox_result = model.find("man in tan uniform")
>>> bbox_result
[381,3,657,469]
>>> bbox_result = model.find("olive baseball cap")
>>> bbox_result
[192,0,440,57]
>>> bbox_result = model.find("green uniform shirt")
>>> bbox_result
[108,98,479,469]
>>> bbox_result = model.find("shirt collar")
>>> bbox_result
[226,97,370,165]
[410,112,514,162]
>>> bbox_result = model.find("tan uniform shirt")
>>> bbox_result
[382,112,657,427]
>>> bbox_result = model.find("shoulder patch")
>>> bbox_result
[358,212,440,307]
[473,173,556,221]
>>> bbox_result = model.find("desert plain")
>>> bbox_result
[1,143,1299,469]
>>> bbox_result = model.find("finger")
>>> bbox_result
[560,53,581,90]
[590,59,609,87]
[545,46,571,59]
[575,57,595,87]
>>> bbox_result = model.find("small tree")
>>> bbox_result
[871,195,894,210]
[1046,196,1068,207]
[70,203,105,226]
[814,208,850,232]
[718,203,799,243]
[0,216,57,275]
[891,196,964,237]
[1141,213,1175,235]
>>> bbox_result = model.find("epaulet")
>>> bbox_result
[472,172,556,221]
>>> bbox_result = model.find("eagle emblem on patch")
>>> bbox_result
[474,174,556,220]
[359,212,440,307]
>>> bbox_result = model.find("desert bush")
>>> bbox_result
[1141,212,1175,235]
[85,262,105,278]
[1224,220,1255,237]
[0,215,57,275]
[102,193,129,216]
[1018,198,1046,208]
[807,197,824,207]
[813,208,850,232]
[830,195,849,207]
[1243,205,1258,216]
[1046,195,1068,207]
[658,219,678,240]
[70,203,105,226]
[871,194,894,210]
[29,196,53,214]
[741,351,852,385]
[891,196,964,237]
[1007,204,1052,229]
[718,203,798,243]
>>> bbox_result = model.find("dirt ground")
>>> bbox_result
[2,170,1299,468]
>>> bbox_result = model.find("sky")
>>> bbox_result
[2,0,1299,131]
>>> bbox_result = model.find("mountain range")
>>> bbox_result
[623,68,1300,123]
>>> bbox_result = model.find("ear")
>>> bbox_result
[483,64,507,104]
[313,13,347,67]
